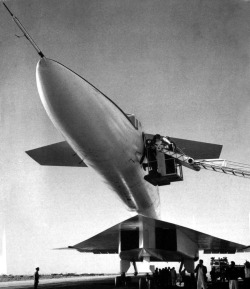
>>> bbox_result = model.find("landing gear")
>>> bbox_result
[132,261,138,276]
[115,273,131,287]
[115,260,134,287]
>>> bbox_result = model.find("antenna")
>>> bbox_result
[3,2,45,58]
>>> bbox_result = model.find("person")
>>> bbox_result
[210,267,217,284]
[244,261,250,289]
[152,134,161,145]
[143,136,160,176]
[227,261,238,289]
[221,267,227,282]
[153,267,160,286]
[171,267,177,286]
[195,259,207,289]
[179,268,186,286]
[161,136,176,152]
[167,267,171,286]
[34,267,40,289]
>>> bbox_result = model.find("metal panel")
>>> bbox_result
[26,141,87,167]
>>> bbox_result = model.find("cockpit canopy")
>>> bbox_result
[126,113,141,130]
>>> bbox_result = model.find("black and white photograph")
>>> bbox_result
[1,0,250,288]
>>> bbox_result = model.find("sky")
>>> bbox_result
[1,0,250,275]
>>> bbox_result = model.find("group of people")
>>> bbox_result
[225,260,250,289]
[152,267,178,287]
[196,259,250,289]
[150,259,250,289]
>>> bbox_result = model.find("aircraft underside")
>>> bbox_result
[67,215,247,274]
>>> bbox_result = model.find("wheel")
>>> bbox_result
[139,277,147,289]
[115,276,121,287]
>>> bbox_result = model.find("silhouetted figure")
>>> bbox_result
[195,259,207,289]
[166,267,171,287]
[244,261,250,289]
[179,268,186,286]
[171,267,177,286]
[221,267,227,282]
[159,268,164,287]
[227,261,238,289]
[153,267,160,286]
[34,267,40,289]
[210,267,217,283]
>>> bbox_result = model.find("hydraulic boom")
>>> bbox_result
[149,135,250,179]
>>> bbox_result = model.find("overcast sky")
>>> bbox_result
[1,0,250,275]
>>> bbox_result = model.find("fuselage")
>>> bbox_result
[36,58,160,218]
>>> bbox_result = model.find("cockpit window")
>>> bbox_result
[126,114,141,130]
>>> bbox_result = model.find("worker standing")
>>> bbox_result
[244,261,250,289]
[171,267,177,286]
[227,261,238,289]
[195,260,207,289]
[34,267,40,289]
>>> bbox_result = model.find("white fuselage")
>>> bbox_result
[36,58,160,218]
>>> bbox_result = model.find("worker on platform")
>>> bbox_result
[143,135,160,176]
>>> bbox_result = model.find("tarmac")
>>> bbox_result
[0,275,245,289]
[0,275,114,289]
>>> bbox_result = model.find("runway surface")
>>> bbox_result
[0,275,245,289]
[0,275,116,289]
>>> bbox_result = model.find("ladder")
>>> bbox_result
[195,159,250,179]
[152,138,250,179]
[154,143,200,171]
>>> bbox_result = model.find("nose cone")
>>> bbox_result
[36,58,85,131]
[36,58,70,128]
[36,58,128,156]
[36,58,107,139]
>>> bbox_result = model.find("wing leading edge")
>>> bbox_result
[26,141,87,167]
[67,215,247,258]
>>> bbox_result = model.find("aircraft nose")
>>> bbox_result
[36,58,95,134]
[36,58,78,115]
[35,58,122,152]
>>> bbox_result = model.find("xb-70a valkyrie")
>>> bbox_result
[4,2,250,280]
